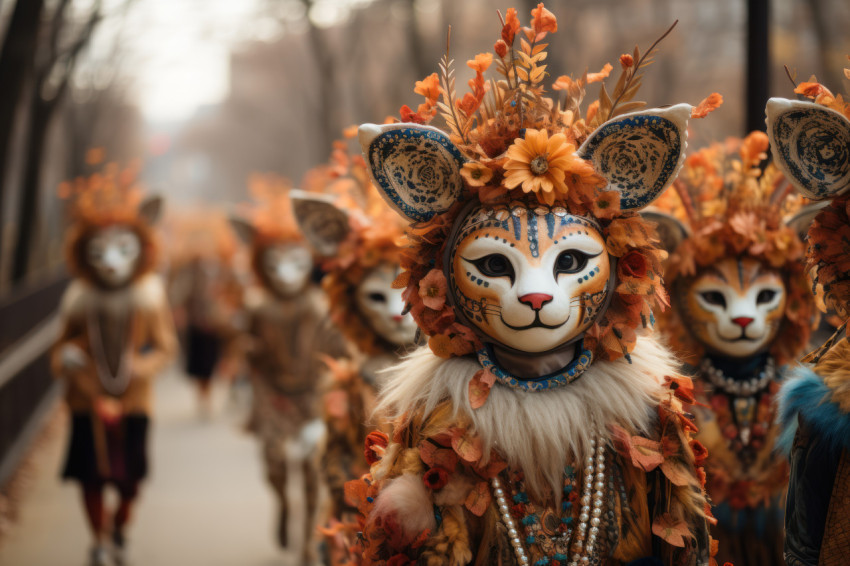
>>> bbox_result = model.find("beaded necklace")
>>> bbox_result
[491,433,607,566]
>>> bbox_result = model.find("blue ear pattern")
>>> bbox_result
[766,98,850,201]
[577,103,691,212]
[359,123,466,223]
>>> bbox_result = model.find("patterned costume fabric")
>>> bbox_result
[292,149,418,565]
[650,133,816,566]
[766,66,850,566]
[343,5,720,565]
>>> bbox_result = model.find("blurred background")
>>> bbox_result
[0,0,847,291]
[0,0,848,564]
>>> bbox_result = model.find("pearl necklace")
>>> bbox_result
[700,356,775,396]
[491,433,607,566]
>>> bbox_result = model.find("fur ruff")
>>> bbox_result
[372,473,437,540]
[60,273,166,319]
[777,364,850,455]
[376,334,672,497]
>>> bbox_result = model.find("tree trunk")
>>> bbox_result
[11,97,51,283]
[0,0,46,255]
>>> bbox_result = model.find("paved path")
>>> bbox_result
[0,371,303,566]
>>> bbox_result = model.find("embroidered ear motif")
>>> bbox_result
[577,104,691,211]
[139,195,164,225]
[229,216,256,245]
[786,201,831,241]
[766,98,850,200]
[359,123,466,223]
[641,210,690,252]
[290,190,351,256]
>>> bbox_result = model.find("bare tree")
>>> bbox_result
[0,0,46,254]
[11,0,103,282]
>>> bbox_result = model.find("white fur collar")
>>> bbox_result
[376,334,674,497]
[60,273,166,319]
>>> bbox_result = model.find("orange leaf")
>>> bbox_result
[611,425,664,471]
[651,513,692,547]
[691,92,724,119]
[392,270,412,289]
[587,63,613,84]
[419,439,459,470]
[464,480,492,516]
[660,460,694,487]
[451,429,483,463]
[468,369,495,409]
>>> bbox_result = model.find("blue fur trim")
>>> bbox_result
[777,365,850,455]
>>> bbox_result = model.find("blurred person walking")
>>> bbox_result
[51,165,177,566]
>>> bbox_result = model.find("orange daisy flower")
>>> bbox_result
[503,129,577,203]
[460,162,494,187]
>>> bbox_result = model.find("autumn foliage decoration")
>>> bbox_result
[389,4,721,362]
[306,136,409,356]
[655,132,815,365]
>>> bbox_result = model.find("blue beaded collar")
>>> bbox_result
[476,341,594,392]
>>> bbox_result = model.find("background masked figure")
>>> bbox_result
[767,70,850,565]
[344,5,719,565]
[230,177,344,564]
[293,154,419,565]
[51,165,177,566]
[647,132,817,566]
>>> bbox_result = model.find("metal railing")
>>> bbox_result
[0,275,68,487]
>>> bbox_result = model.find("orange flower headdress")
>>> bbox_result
[766,57,850,362]
[651,132,815,365]
[59,161,161,284]
[294,136,409,356]
[358,4,721,363]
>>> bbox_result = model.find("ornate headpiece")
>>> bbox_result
[59,161,162,283]
[357,4,720,366]
[767,58,850,361]
[650,132,816,365]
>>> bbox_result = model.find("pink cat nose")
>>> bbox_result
[392,315,404,322]
[732,317,754,328]
[519,293,553,310]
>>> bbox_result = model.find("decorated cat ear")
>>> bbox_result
[577,103,691,212]
[766,98,850,200]
[358,123,466,223]
[229,216,257,245]
[786,201,831,241]
[641,210,690,252]
[290,189,351,256]
[138,195,164,225]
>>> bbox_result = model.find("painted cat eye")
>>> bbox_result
[469,254,515,282]
[368,292,387,303]
[554,251,589,275]
[756,289,777,304]
[700,291,726,308]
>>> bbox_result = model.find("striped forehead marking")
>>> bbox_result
[459,211,598,257]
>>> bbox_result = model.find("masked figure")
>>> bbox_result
[51,166,177,566]
[647,132,817,565]
[230,177,344,564]
[293,166,419,564]
[767,72,850,566]
[343,5,718,565]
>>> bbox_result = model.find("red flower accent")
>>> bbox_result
[423,467,450,490]
[619,53,634,68]
[364,430,390,465]
[618,250,649,279]
[494,39,508,59]
[690,439,708,465]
